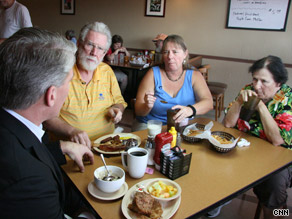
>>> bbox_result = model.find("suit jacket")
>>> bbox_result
[0,108,67,219]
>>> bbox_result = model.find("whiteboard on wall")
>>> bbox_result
[226,0,291,31]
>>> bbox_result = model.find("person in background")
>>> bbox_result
[106,34,130,60]
[65,29,77,44]
[44,22,127,148]
[221,55,292,219]
[0,0,32,43]
[152,33,168,63]
[0,27,94,218]
[153,33,168,53]
[133,34,213,131]
[105,34,130,94]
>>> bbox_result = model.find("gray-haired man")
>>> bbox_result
[0,27,94,218]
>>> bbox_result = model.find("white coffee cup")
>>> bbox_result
[121,147,148,178]
[147,120,162,137]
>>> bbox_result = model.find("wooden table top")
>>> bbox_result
[62,118,292,218]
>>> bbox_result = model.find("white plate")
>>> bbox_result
[121,178,181,219]
[88,181,128,201]
[93,133,141,155]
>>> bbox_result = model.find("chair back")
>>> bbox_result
[198,65,209,82]
[189,56,202,68]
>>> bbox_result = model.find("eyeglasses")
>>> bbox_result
[83,41,107,54]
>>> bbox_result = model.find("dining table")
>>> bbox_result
[61,117,292,219]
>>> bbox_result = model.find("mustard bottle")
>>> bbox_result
[169,126,177,148]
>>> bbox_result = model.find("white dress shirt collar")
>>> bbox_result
[4,108,45,143]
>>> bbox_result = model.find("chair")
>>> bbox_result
[209,86,225,121]
[189,55,203,68]
[254,201,262,219]
[193,59,227,121]
[198,64,209,82]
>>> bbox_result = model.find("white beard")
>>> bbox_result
[77,49,100,71]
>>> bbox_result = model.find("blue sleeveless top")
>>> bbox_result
[137,66,196,125]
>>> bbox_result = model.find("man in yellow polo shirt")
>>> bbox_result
[44,21,127,147]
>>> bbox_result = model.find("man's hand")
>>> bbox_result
[43,118,91,148]
[60,141,94,172]
[69,129,91,149]
[107,107,122,124]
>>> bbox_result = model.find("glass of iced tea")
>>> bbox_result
[239,95,260,122]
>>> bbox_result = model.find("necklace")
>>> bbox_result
[165,70,184,82]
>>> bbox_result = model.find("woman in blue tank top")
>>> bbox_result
[133,35,213,131]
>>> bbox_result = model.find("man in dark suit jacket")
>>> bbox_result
[0,27,94,218]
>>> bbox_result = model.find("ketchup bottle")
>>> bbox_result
[154,132,173,171]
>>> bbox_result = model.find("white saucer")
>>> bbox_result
[88,181,128,201]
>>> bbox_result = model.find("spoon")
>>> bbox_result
[100,154,116,181]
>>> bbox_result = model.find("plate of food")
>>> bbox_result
[209,131,238,153]
[121,178,181,219]
[182,123,206,143]
[93,133,141,154]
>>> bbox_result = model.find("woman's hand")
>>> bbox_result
[144,91,157,109]
[172,105,192,123]
[256,100,265,111]
[119,47,127,53]
[236,90,258,105]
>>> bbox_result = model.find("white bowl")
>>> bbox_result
[94,165,125,193]
[145,178,181,202]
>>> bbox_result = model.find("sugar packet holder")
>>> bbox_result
[160,146,192,180]
[183,121,214,140]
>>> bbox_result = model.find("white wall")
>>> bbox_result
[20,0,292,105]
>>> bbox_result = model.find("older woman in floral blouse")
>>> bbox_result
[224,55,292,218]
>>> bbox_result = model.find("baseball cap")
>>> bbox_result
[152,33,168,42]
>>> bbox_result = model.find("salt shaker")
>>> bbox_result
[145,135,155,165]
[176,132,182,147]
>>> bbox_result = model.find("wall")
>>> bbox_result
[20,0,292,105]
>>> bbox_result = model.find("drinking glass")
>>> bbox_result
[239,95,260,121]
[147,120,162,137]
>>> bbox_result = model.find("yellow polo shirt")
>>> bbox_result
[59,62,127,142]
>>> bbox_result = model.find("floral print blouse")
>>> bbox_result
[225,83,292,149]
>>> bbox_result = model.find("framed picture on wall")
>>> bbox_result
[61,0,75,15]
[145,0,166,17]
